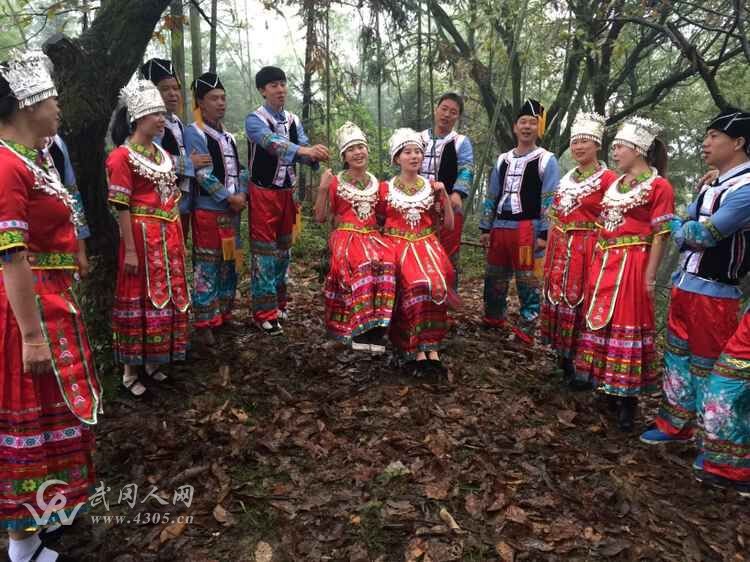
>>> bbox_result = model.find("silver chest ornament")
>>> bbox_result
[601,168,658,231]
[556,167,606,216]
[127,143,178,204]
[387,177,434,229]
[336,172,379,221]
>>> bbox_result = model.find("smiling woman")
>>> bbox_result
[107,80,189,398]
[315,121,396,352]
[382,128,456,376]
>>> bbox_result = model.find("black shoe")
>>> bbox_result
[351,334,371,352]
[426,359,447,375]
[568,378,595,392]
[617,397,638,432]
[407,360,430,378]
[562,357,575,381]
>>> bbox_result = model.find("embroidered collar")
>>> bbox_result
[125,142,177,203]
[262,103,287,122]
[128,141,163,164]
[387,175,434,229]
[3,139,41,166]
[0,138,79,227]
[601,167,659,231]
[427,128,457,141]
[718,161,750,183]
[337,171,379,221]
[556,165,608,216]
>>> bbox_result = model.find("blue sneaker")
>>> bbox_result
[692,453,705,480]
[639,427,692,445]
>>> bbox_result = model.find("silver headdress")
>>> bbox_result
[388,128,423,164]
[120,79,166,123]
[336,121,368,159]
[0,50,58,108]
[612,116,662,156]
[570,111,606,145]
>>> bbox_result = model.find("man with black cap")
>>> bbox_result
[141,58,211,240]
[420,92,474,287]
[479,99,560,344]
[640,108,750,493]
[245,65,329,335]
[184,72,247,342]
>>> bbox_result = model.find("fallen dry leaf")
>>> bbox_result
[495,541,514,562]
[424,479,451,500]
[212,504,235,527]
[505,505,529,525]
[254,541,273,562]
[438,507,461,531]
[159,520,187,544]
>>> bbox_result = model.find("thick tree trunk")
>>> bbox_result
[43,0,173,367]
[44,0,172,256]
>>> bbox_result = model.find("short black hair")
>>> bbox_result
[436,92,464,115]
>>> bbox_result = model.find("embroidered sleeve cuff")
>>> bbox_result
[172,154,187,177]
[453,167,473,197]
[196,170,230,201]
[652,213,676,235]
[238,169,250,194]
[704,221,723,244]
[682,220,718,248]
[260,132,295,163]
[108,184,131,207]
[541,192,555,210]
[0,229,28,253]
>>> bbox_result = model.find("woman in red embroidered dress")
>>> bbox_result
[541,112,617,388]
[314,122,395,351]
[382,128,456,375]
[108,80,190,397]
[575,117,675,431]
[0,51,100,562]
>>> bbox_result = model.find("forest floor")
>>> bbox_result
[45,225,750,562]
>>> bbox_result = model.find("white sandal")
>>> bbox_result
[123,369,147,397]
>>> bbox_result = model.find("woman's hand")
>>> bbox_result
[449,191,463,212]
[480,232,490,249]
[645,274,656,300]
[22,339,52,375]
[320,168,334,189]
[76,246,90,279]
[431,181,447,196]
[124,248,139,275]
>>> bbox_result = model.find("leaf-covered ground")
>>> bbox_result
[49,247,750,562]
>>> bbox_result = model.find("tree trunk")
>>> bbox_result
[416,0,422,130]
[44,0,173,256]
[209,0,218,73]
[299,0,316,202]
[189,0,203,78]
[170,0,189,119]
[43,0,173,367]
